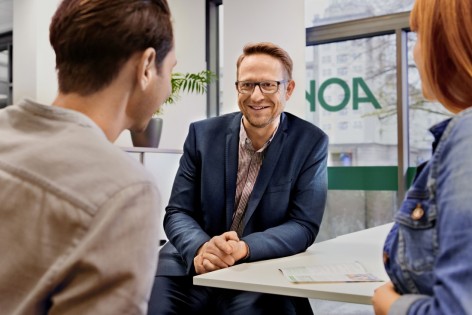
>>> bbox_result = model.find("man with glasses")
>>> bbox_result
[148,42,328,315]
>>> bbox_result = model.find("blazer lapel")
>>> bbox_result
[242,114,288,229]
[225,113,242,229]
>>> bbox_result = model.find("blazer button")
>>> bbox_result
[411,203,424,220]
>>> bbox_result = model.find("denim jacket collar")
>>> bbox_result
[429,118,452,153]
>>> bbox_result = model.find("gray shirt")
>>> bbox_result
[0,100,160,315]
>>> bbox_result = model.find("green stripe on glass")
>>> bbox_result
[328,166,417,191]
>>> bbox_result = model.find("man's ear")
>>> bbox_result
[137,47,157,90]
[285,80,295,101]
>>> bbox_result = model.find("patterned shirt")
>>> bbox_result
[230,117,279,236]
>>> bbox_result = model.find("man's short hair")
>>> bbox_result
[50,0,173,95]
[236,42,293,80]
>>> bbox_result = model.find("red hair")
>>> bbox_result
[410,0,472,112]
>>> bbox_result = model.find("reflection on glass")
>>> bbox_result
[407,32,452,166]
[305,35,398,167]
[317,190,396,241]
[305,0,414,27]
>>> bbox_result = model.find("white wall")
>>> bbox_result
[222,0,306,119]
[116,0,207,149]
[13,0,60,104]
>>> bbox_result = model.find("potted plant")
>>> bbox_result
[131,70,216,148]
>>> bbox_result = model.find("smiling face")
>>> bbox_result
[237,53,294,133]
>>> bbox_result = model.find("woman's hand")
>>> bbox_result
[372,281,400,315]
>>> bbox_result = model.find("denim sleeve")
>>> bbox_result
[405,113,472,314]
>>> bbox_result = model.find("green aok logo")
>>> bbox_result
[306,77,381,112]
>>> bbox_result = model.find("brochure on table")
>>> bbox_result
[279,261,383,283]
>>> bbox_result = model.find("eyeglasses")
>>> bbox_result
[235,80,288,94]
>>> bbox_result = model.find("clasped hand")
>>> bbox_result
[194,231,248,275]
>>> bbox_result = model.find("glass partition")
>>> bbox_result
[306,34,399,240]
[306,34,398,167]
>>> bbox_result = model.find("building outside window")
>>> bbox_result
[305,0,413,27]
[303,0,452,241]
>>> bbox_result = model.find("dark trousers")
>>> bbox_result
[147,276,314,315]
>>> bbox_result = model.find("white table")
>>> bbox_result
[193,223,393,305]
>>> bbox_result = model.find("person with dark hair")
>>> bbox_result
[0,0,175,314]
[148,42,328,315]
[372,0,472,314]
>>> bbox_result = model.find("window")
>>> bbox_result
[337,67,348,76]
[322,69,332,76]
[353,121,363,129]
[331,152,353,166]
[323,123,332,130]
[305,15,406,240]
[306,33,400,164]
[305,0,414,27]
[322,55,332,63]
[337,54,348,63]
[338,121,349,130]
[353,65,363,73]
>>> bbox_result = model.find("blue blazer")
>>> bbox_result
[157,112,328,276]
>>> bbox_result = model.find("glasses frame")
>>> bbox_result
[235,80,289,95]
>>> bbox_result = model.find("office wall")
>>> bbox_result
[115,0,207,149]
[222,0,306,119]
[13,0,60,104]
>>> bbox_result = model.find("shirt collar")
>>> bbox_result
[239,116,280,153]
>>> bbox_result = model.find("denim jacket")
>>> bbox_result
[383,108,472,315]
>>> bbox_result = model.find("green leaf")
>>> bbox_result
[156,70,216,115]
